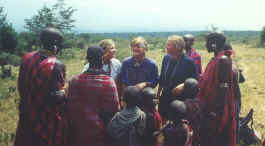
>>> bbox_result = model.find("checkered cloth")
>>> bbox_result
[188,48,202,74]
[67,73,120,146]
[15,51,67,146]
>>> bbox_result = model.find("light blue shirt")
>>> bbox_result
[82,58,121,81]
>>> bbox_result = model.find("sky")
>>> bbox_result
[1,0,265,33]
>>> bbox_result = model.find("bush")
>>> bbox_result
[0,52,21,67]
[0,25,17,53]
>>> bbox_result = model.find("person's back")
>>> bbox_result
[107,86,146,146]
[66,46,120,146]
[67,74,119,146]
[15,28,67,146]
[139,87,162,146]
[163,100,193,146]
[163,120,192,146]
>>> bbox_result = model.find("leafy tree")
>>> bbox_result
[0,25,17,53]
[0,6,18,56]
[0,7,17,53]
[260,26,265,46]
[0,6,7,26]
[16,32,37,55]
[24,0,77,47]
[0,7,19,77]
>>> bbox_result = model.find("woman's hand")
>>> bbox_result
[135,82,147,90]
[172,83,184,96]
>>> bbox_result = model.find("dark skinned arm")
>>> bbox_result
[48,60,67,104]
[215,55,232,113]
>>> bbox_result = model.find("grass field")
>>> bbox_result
[0,43,264,145]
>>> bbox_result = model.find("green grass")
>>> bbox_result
[0,42,264,145]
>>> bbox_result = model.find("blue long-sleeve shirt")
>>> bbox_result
[120,56,159,88]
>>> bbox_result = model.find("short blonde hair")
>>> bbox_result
[130,36,149,49]
[167,35,185,54]
[98,39,115,50]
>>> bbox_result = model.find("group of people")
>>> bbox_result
[14,27,243,146]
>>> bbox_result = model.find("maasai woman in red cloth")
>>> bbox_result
[198,32,236,146]
[14,28,68,146]
[66,46,120,146]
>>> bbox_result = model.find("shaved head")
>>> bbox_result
[40,27,63,53]
[183,34,194,41]
[183,34,194,51]
[168,100,187,122]
[205,32,226,53]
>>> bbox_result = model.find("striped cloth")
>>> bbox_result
[15,51,67,146]
[66,73,120,146]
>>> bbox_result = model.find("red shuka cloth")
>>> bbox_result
[163,120,193,146]
[198,50,236,146]
[15,51,67,146]
[66,73,120,146]
[154,109,163,146]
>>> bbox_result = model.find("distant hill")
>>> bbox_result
[79,31,260,39]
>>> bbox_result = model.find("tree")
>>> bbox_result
[0,6,17,53]
[24,0,77,47]
[0,6,7,27]
[260,26,265,46]
[0,25,17,52]
[0,7,19,78]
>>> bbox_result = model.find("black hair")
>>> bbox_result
[183,34,195,41]
[206,32,226,50]
[86,46,104,69]
[124,86,141,107]
[168,100,187,122]
[40,27,63,52]
[140,87,156,109]
[223,43,232,51]
[182,78,199,99]
[141,87,155,99]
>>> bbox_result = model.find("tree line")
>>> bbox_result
[0,0,265,78]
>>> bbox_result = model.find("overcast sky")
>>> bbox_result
[1,0,265,33]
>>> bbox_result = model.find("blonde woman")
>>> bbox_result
[82,39,121,81]
[157,35,197,119]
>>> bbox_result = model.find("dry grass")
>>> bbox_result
[0,44,264,145]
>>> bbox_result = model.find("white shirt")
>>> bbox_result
[82,58,121,81]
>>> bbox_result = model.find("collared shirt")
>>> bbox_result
[187,48,202,74]
[120,56,159,88]
[82,58,121,81]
